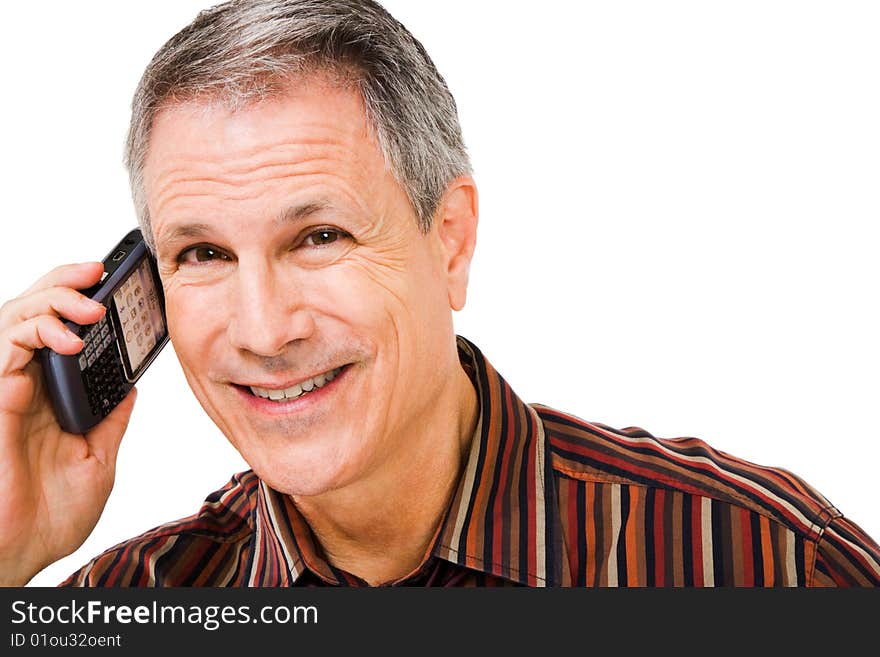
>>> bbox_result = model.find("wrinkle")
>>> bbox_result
[152,171,377,233]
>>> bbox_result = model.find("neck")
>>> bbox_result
[291,358,478,586]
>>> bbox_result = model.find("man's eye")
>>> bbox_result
[178,245,230,264]
[305,229,342,246]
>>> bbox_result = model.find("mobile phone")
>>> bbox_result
[39,228,170,434]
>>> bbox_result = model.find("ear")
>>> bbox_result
[434,176,478,311]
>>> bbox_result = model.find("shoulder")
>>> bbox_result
[532,403,840,539]
[59,470,261,587]
[533,404,880,585]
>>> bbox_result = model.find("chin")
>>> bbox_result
[243,437,363,498]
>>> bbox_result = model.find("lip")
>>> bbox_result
[232,364,352,415]
[238,365,347,391]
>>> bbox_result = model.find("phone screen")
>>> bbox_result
[111,256,167,379]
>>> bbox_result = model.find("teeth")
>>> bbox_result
[249,367,341,401]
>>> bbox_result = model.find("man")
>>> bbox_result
[0,0,877,587]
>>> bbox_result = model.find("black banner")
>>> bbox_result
[1,587,876,652]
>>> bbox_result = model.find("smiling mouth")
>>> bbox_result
[244,366,345,402]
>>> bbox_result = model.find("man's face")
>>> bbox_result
[144,79,468,496]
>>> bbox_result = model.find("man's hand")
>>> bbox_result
[0,262,137,586]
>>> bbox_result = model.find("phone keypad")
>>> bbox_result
[77,314,127,418]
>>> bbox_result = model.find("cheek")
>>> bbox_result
[313,251,451,385]
[164,284,225,362]
[302,262,401,332]
[330,241,446,322]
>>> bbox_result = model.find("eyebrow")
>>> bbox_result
[278,200,331,224]
[155,222,212,255]
[156,199,334,254]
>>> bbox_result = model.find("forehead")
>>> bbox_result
[144,78,380,181]
[142,79,401,245]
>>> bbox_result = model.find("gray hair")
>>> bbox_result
[125,0,472,252]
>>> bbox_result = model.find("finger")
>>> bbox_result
[0,286,106,333]
[85,387,137,467]
[0,315,84,377]
[20,262,105,297]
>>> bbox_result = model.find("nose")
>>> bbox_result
[226,260,315,357]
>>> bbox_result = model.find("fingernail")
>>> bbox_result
[66,328,83,343]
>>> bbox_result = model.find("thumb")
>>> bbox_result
[84,387,138,468]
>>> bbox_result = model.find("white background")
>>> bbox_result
[0,1,876,587]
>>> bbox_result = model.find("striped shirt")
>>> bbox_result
[60,336,880,587]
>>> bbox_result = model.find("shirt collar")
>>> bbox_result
[246,335,553,586]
